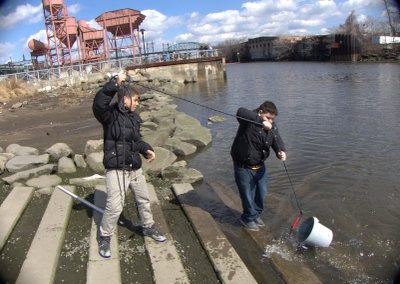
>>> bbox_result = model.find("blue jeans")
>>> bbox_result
[234,163,268,223]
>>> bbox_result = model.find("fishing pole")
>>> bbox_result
[127,77,265,127]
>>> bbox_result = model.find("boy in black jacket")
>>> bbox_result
[231,101,286,231]
[93,72,166,258]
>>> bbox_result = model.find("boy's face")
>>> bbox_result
[123,94,140,112]
[258,111,275,123]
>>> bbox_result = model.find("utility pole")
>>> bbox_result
[140,29,146,56]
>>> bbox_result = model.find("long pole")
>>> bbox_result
[57,185,104,214]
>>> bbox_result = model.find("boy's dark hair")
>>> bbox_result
[256,100,278,115]
[117,84,140,101]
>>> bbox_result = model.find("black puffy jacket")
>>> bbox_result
[231,107,285,166]
[93,80,153,170]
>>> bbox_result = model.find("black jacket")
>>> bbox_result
[93,80,153,170]
[231,107,286,166]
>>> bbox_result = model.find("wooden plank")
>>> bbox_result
[0,186,35,250]
[172,183,257,284]
[16,185,74,284]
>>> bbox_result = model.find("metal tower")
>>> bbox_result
[42,0,79,67]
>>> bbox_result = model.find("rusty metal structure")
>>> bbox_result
[95,9,145,59]
[78,20,106,63]
[41,0,78,67]
[28,39,50,69]
[28,2,146,68]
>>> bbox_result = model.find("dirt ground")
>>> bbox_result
[0,86,102,153]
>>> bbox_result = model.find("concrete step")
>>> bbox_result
[16,185,75,284]
[0,186,35,250]
[146,183,190,284]
[209,181,322,284]
[172,183,258,284]
[86,185,121,284]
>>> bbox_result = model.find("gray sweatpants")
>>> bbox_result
[99,168,154,237]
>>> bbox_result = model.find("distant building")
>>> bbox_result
[248,37,278,60]
[371,36,400,45]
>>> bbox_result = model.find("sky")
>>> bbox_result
[0,0,394,63]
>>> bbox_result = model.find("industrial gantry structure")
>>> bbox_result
[28,0,146,69]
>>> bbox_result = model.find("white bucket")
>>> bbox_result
[298,217,333,247]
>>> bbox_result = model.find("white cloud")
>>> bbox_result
[68,3,81,15]
[141,9,183,41]
[86,19,103,30]
[0,42,16,63]
[341,0,382,10]
[0,3,43,29]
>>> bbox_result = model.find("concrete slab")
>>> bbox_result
[0,186,35,250]
[145,183,190,284]
[172,183,257,284]
[16,185,75,284]
[209,181,322,284]
[86,185,121,284]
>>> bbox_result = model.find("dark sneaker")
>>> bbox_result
[255,217,266,227]
[143,225,167,242]
[240,219,260,231]
[98,236,111,258]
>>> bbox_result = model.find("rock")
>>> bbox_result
[0,156,8,174]
[161,165,203,184]
[141,147,177,175]
[5,154,50,173]
[141,121,158,131]
[2,164,56,184]
[172,160,187,167]
[11,182,25,189]
[58,157,77,173]
[85,140,103,156]
[37,187,54,195]
[208,115,226,123]
[142,128,171,147]
[45,143,74,160]
[0,146,3,153]
[173,125,212,147]
[6,144,39,156]
[86,152,105,174]
[73,154,87,168]
[69,176,106,187]
[26,174,62,188]
[11,102,23,109]
[163,137,197,156]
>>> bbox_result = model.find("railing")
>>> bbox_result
[0,49,219,82]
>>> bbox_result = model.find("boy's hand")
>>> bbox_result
[277,151,286,161]
[145,150,155,162]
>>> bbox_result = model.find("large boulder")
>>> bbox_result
[163,137,197,156]
[2,164,56,184]
[45,143,74,160]
[141,147,177,175]
[142,129,171,147]
[5,154,50,173]
[173,125,212,147]
[26,174,62,188]
[58,157,77,173]
[0,146,3,153]
[161,165,203,184]
[0,156,7,174]
[6,144,39,156]
[86,152,105,174]
[85,140,103,156]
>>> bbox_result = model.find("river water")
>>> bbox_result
[176,62,400,283]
